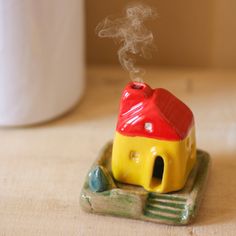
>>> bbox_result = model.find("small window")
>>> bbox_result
[129,151,140,163]
[144,122,153,133]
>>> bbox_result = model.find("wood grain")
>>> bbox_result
[0,66,236,235]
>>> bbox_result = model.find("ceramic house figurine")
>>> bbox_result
[112,82,196,193]
[80,82,210,225]
[81,4,210,225]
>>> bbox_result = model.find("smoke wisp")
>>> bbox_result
[96,3,156,82]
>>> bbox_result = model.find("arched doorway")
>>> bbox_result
[151,156,164,188]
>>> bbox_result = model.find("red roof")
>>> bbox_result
[116,82,194,141]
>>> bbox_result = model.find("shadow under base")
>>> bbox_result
[80,142,210,225]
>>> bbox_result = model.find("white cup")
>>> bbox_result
[0,0,84,126]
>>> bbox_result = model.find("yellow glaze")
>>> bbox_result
[112,128,196,193]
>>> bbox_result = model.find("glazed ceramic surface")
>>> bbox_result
[112,82,196,193]
[80,142,210,225]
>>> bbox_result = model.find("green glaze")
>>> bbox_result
[146,205,182,215]
[80,142,210,225]
[148,193,187,202]
[88,166,110,192]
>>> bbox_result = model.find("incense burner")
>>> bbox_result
[112,82,196,193]
[80,82,210,225]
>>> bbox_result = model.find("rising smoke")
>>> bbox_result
[96,3,156,82]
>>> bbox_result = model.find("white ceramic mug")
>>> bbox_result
[0,0,84,126]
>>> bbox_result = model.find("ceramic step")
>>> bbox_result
[148,193,187,202]
[143,193,188,223]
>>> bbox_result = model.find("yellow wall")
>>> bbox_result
[86,0,236,68]
[112,129,196,193]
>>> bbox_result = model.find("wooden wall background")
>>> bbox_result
[85,0,236,68]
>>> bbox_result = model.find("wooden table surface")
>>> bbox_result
[0,66,236,235]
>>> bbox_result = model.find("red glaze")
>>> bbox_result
[116,82,194,141]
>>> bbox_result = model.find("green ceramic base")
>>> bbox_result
[80,142,210,225]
